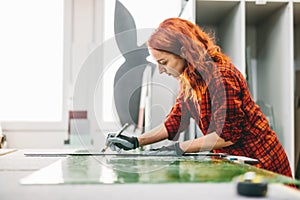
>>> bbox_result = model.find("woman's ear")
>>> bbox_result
[180,47,186,59]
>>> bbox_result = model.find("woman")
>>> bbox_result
[106,18,292,177]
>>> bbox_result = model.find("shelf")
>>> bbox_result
[195,0,245,74]
[196,1,239,25]
[246,1,294,171]
[246,1,288,25]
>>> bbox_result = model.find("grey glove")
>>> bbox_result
[142,142,184,156]
[106,133,139,151]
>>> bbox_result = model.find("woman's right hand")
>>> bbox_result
[106,133,139,151]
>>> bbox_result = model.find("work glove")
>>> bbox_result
[106,133,139,151]
[142,142,184,156]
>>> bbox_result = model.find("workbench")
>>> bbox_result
[1,149,300,200]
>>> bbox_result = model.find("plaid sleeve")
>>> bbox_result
[164,92,191,140]
[208,71,245,143]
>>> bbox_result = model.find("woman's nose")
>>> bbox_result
[158,64,166,74]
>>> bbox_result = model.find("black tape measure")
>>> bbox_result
[237,171,268,197]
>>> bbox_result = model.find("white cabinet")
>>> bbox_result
[196,0,245,74]
[246,0,294,173]
[182,0,299,174]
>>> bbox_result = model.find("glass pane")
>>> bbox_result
[20,153,300,185]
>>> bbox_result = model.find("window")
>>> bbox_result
[0,1,64,124]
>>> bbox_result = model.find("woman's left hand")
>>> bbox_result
[142,142,184,156]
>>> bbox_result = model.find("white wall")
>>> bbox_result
[5,0,183,149]
[6,132,66,149]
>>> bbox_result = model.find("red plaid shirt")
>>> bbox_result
[164,63,292,177]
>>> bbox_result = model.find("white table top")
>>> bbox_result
[0,149,299,200]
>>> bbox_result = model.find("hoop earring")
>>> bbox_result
[180,47,186,59]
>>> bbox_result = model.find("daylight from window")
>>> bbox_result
[0,0,64,121]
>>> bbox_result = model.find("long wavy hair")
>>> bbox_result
[147,18,230,101]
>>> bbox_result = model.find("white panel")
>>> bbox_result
[180,0,196,23]
[71,0,97,111]
[219,1,246,75]
[94,0,105,44]
[73,0,94,43]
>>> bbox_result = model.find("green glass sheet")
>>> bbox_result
[20,155,300,185]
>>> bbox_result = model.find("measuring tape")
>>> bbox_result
[237,171,268,197]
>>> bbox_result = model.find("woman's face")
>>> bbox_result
[149,48,186,78]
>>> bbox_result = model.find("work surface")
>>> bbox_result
[1,149,300,200]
